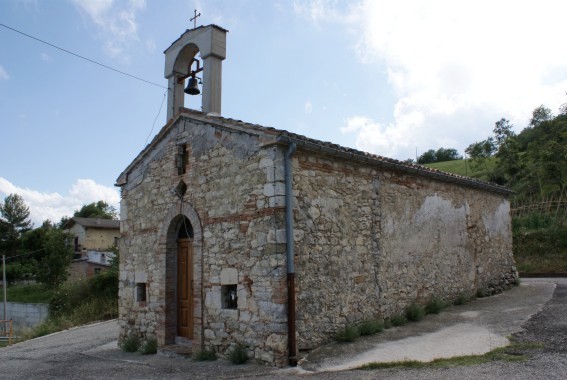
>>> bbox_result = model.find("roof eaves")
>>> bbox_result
[276,134,513,196]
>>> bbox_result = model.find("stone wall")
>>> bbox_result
[292,152,517,348]
[119,113,516,367]
[293,153,381,349]
[118,117,289,366]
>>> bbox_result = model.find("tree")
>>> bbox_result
[0,194,33,256]
[417,149,437,164]
[435,148,463,162]
[465,138,496,173]
[35,228,73,288]
[74,201,117,220]
[529,105,553,128]
[417,148,462,164]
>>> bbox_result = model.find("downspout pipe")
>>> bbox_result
[284,142,297,366]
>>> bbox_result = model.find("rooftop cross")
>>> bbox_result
[190,9,201,29]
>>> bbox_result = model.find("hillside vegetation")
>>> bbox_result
[425,105,567,273]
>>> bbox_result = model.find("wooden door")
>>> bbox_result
[177,238,193,339]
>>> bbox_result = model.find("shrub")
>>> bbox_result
[425,297,446,314]
[476,288,487,298]
[358,320,384,336]
[193,349,217,361]
[121,334,141,353]
[406,303,425,322]
[229,345,248,364]
[383,318,392,329]
[140,337,158,355]
[335,325,361,342]
[390,315,407,326]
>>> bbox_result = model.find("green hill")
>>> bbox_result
[425,158,497,182]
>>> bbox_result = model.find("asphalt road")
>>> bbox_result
[0,278,566,379]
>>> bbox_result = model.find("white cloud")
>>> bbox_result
[145,38,156,54]
[0,177,119,226]
[304,100,313,114]
[293,0,359,26]
[304,0,567,159]
[0,65,9,80]
[73,0,146,58]
[40,53,52,62]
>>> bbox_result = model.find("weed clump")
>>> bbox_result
[425,297,446,314]
[406,303,425,322]
[335,325,361,342]
[140,337,157,355]
[454,294,469,305]
[193,349,217,361]
[121,334,141,353]
[229,345,248,364]
[476,288,487,298]
[390,315,407,326]
[358,320,384,336]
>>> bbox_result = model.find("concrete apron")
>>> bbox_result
[296,280,555,373]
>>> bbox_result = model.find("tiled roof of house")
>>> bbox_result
[64,217,120,230]
[117,108,513,195]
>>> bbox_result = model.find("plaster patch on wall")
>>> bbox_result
[482,201,511,239]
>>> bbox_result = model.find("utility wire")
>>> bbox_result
[144,89,168,146]
[0,22,167,89]
[3,248,46,261]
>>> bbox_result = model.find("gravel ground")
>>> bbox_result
[325,284,567,380]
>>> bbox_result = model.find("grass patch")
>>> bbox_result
[425,297,446,314]
[193,349,217,361]
[358,320,384,336]
[22,269,118,342]
[229,345,248,365]
[335,325,361,342]
[360,340,541,370]
[425,158,497,181]
[513,218,567,273]
[140,337,158,355]
[406,303,425,322]
[0,283,53,303]
[121,334,141,353]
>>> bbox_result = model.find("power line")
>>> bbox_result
[3,248,46,261]
[0,22,167,89]
[144,89,168,146]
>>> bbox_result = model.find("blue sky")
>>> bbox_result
[1,0,567,225]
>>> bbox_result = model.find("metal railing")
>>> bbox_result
[0,319,13,345]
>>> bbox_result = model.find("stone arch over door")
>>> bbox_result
[159,202,203,345]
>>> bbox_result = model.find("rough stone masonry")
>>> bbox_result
[116,109,517,367]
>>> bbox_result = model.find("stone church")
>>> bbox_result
[116,24,517,367]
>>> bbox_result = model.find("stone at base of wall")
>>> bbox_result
[478,267,519,297]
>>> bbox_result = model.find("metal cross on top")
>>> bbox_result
[190,9,201,29]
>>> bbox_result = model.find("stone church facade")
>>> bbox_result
[116,25,517,367]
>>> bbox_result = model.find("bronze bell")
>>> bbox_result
[184,76,200,95]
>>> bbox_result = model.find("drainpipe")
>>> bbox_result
[284,143,297,366]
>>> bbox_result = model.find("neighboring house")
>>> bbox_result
[63,217,119,280]
[116,25,517,367]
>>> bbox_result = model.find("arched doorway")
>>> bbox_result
[177,216,194,340]
[162,204,202,346]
